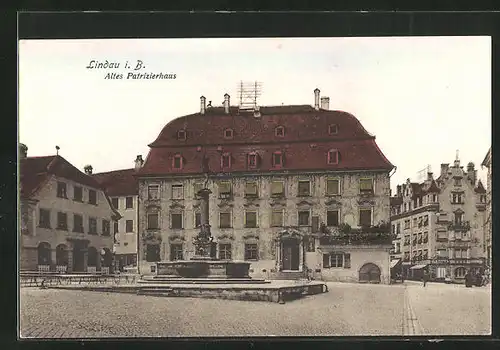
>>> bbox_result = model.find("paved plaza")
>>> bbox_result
[19,281,491,338]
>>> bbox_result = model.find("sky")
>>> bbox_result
[18,37,491,193]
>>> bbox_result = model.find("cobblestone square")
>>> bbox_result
[19,282,491,338]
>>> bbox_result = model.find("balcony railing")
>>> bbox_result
[319,232,394,246]
[448,221,471,232]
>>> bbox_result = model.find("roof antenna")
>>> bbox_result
[56,145,60,155]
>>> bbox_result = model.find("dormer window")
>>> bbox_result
[221,152,231,169]
[224,128,234,139]
[272,151,284,168]
[177,130,187,141]
[248,152,258,168]
[275,126,285,137]
[328,124,338,135]
[327,149,339,165]
[173,154,183,169]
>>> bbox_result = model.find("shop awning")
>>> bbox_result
[390,259,401,268]
[410,264,428,270]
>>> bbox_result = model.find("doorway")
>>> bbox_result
[359,263,381,283]
[72,242,85,272]
[281,239,300,271]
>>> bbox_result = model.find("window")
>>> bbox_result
[413,218,418,228]
[423,249,428,259]
[219,212,232,228]
[219,244,232,260]
[194,212,201,228]
[73,214,83,233]
[298,210,310,226]
[272,151,283,167]
[171,213,183,229]
[452,193,463,204]
[146,244,160,262]
[432,194,438,202]
[327,210,339,227]
[275,126,285,137]
[245,211,258,228]
[173,155,183,169]
[224,128,233,139]
[359,178,374,194]
[39,209,51,228]
[245,181,258,197]
[412,234,417,246]
[454,178,461,187]
[359,208,372,226]
[125,197,133,209]
[244,243,258,260]
[73,186,83,202]
[147,214,159,230]
[323,253,351,268]
[148,185,160,200]
[403,252,410,261]
[437,230,448,241]
[113,220,119,234]
[327,149,339,165]
[248,153,258,168]
[218,181,232,198]
[170,244,183,261]
[437,249,447,258]
[57,182,67,198]
[57,212,68,230]
[193,183,203,198]
[270,210,284,227]
[221,153,231,169]
[454,212,464,225]
[417,233,422,244]
[89,218,97,234]
[111,198,119,209]
[172,184,184,199]
[271,180,285,196]
[102,220,110,236]
[455,267,466,278]
[326,179,340,195]
[328,124,339,135]
[126,220,134,232]
[423,231,428,243]
[89,190,97,205]
[454,248,468,259]
[404,235,410,246]
[423,216,429,226]
[177,130,186,140]
[298,180,311,196]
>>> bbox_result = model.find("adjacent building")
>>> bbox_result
[136,89,395,283]
[19,144,121,273]
[390,156,487,282]
[92,156,143,270]
[481,148,492,272]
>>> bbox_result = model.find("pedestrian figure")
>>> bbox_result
[464,270,473,288]
[422,270,429,287]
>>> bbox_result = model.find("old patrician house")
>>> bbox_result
[19,144,121,274]
[136,89,396,284]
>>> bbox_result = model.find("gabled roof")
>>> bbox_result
[93,168,139,197]
[20,155,103,198]
[138,105,395,176]
[390,196,403,206]
[481,148,491,168]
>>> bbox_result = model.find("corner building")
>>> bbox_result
[136,90,395,283]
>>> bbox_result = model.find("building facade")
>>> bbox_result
[481,148,492,272]
[136,90,395,283]
[93,156,143,270]
[390,157,487,282]
[19,144,120,273]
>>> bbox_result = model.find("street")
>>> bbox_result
[19,282,491,338]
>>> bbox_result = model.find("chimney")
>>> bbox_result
[314,88,320,110]
[200,96,206,115]
[440,163,449,177]
[224,93,230,114]
[19,143,28,159]
[320,97,330,110]
[135,155,144,170]
[84,165,93,175]
[427,172,433,181]
[467,162,476,184]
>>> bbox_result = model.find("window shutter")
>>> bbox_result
[323,253,330,268]
[344,253,351,268]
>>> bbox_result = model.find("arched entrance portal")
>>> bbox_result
[56,244,68,266]
[275,228,304,272]
[37,242,51,266]
[359,263,381,284]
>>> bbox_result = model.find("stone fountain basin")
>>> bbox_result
[155,260,251,279]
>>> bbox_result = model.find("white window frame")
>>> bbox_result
[147,213,159,230]
[326,177,341,196]
[359,177,374,194]
[219,211,232,229]
[297,179,311,196]
[148,184,161,200]
[245,181,259,197]
[244,210,259,228]
[218,181,232,196]
[194,211,201,228]
[171,183,184,200]
[170,212,184,229]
